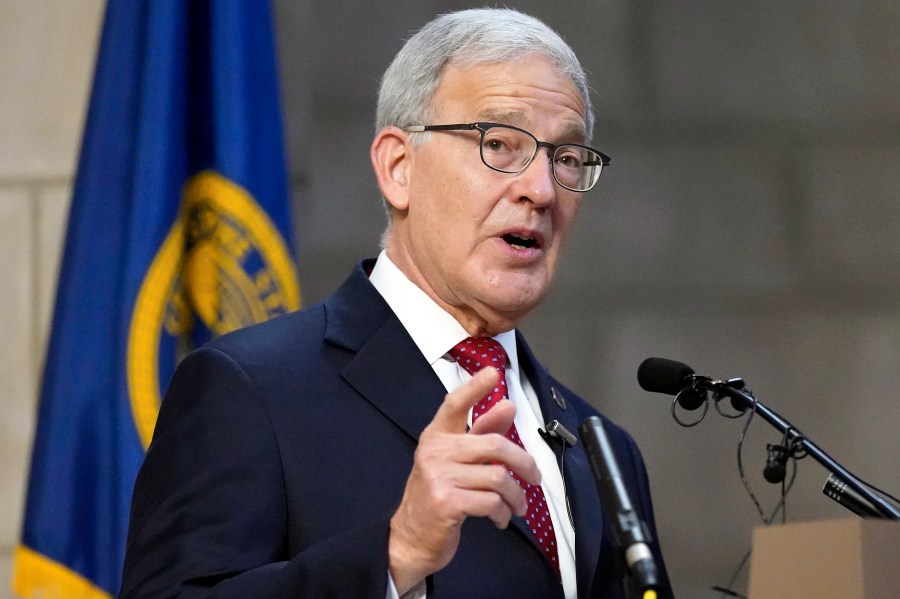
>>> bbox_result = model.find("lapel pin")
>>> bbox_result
[551,386,566,410]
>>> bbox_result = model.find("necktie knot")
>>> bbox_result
[448,336,508,376]
[449,337,509,421]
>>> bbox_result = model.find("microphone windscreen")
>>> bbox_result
[637,357,695,395]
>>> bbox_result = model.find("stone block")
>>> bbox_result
[557,141,796,296]
[0,1,103,178]
[523,2,643,126]
[295,113,385,256]
[34,185,71,363]
[519,311,604,394]
[0,549,14,599]
[804,145,900,292]
[649,2,900,130]
[0,188,35,549]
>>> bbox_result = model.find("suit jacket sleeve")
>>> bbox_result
[119,346,391,598]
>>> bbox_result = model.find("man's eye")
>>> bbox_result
[485,139,508,152]
[556,152,582,168]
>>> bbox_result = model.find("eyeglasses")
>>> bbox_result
[403,122,610,192]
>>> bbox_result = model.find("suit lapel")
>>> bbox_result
[323,260,446,442]
[517,334,605,599]
[342,316,447,442]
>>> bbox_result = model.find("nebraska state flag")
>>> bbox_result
[14,1,299,596]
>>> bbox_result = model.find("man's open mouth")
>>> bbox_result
[502,233,538,250]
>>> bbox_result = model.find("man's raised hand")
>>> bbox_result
[387,367,541,594]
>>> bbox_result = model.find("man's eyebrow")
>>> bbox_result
[476,111,529,128]
[475,111,588,143]
[559,121,589,144]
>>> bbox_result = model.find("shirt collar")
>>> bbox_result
[368,250,519,371]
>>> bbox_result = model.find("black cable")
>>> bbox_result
[713,549,750,599]
[734,391,771,524]
[855,478,900,505]
[715,393,798,598]
[712,461,798,598]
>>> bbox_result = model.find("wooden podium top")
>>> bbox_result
[748,518,900,599]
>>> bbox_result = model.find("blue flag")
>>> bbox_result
[13,1,300,596]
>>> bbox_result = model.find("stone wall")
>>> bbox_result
[0,1,104,594]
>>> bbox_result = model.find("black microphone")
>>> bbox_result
[637,357,695,395]
[763,443,789,484]
[579,415,659,592]
[823,473,883,518]
[638,357,706,410]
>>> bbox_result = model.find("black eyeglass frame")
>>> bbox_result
[403,121,611,192]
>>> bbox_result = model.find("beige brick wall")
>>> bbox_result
[0,2,104,596]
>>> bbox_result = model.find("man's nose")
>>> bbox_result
[513,149,556,206]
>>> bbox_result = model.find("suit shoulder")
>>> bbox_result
[206,302,327,363]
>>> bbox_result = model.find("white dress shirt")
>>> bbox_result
[369,251,577,599]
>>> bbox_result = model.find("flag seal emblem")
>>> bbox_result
[127,171,300,448]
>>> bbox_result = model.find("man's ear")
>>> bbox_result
[370,126,412,211]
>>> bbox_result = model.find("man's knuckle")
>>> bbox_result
[486,464,509,485]
[486,434,506,454]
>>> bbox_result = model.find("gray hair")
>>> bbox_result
[376,8,594,140]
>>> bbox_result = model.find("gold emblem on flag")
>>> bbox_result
[127,171,300,449]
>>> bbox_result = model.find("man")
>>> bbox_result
[121,8,674,599]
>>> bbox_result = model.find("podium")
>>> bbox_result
[748,519,900,598]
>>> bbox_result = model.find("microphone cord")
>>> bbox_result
[714,393,798,598]
[735,391,768,523]
[713,463,798,599]
[734,391,797,525]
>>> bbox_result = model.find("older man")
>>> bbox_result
[121,8,673,599]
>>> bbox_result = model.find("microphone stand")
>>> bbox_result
[689,377,900,520]
[580,416,660,599]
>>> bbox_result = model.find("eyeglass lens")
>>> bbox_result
[479,126,602,191]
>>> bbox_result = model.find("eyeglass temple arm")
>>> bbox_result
[587,152,612,167]
[403,124,476,132]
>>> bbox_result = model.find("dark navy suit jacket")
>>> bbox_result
[120,261,673,598]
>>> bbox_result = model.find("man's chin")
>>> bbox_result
[480,282,549,320]
[492,269,552,300]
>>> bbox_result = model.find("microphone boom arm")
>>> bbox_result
[694,378,900,520]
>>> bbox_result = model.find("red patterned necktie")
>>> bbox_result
[448,337,561,579]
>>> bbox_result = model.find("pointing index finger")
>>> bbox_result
[429,367,498,434]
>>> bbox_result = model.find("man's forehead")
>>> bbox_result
[432,58,588,139]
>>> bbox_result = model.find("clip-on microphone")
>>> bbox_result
[539,419,578,447]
